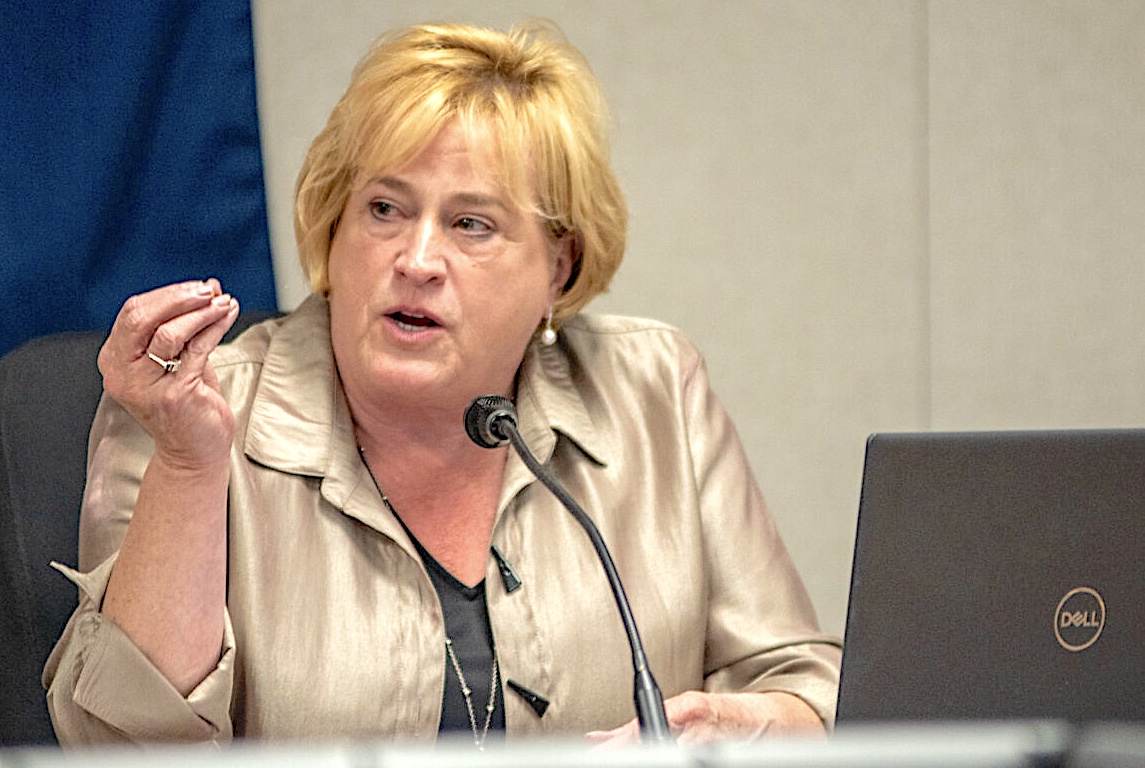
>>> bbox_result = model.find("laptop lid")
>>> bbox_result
[836,429,1145,723]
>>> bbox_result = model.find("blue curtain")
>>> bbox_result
[0,0,277,357]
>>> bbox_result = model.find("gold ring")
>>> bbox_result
[146,351,181,374]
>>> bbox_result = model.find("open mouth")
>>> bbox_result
[388,311,439,332]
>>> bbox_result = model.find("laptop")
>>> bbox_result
[836,429,1145,724]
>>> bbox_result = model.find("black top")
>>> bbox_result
[409,535,505,739]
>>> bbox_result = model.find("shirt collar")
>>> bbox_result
[515,336,610,469]
[242,293,340,478]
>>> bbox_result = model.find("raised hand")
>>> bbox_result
[98,278,240,468]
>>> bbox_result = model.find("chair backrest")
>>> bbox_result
[0,331,103,746]
[0,312,278,747]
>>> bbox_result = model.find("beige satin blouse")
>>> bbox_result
[44,294,841,745]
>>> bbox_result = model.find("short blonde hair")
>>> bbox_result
[294,20,627,325]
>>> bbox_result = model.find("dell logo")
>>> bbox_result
[1054,587,1105,652]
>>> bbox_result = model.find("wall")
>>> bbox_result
[251,0,1145,636]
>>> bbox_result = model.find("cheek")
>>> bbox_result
[326,236,349,293]
[460,274,541,347]
[327,233,380,298]
[326,240,374,333]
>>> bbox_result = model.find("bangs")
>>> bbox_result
[349,70,561,233]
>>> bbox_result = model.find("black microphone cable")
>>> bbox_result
[465,395,673,744]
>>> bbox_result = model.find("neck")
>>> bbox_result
[356,421,507,587]
[351,390,509,555]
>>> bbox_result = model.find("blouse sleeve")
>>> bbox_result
[681,352,842,725]
[41,394,236,745]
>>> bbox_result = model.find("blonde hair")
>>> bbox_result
[294,20,627,325]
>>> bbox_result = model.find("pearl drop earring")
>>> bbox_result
[540,310,557,346]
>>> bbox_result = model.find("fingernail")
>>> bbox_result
[196,281,215,297]
[212,293,232,308]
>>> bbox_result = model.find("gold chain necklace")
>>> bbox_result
[445,637,499,750]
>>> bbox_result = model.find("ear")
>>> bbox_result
[547,234,575,303]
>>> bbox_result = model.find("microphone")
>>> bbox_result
[464,395,672,744]
[464,395,518,450]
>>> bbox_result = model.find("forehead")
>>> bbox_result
[356,118,534,209]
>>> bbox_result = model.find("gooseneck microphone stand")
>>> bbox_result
[464,395,673,745]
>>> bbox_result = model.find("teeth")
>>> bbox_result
[391,312,434,332]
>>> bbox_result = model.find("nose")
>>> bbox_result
[394,216,447,283]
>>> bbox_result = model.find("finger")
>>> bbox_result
[585,720,639,747]
[100,280,221,380]
[178,295,240,373]
[586,692,702,746]
[145,292,236,365]
[140,295,237,382]
[119,279,221,341]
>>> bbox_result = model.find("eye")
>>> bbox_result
[369,200,399,220]
[455,216,493,235]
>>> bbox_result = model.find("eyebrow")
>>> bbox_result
[364,176,510,212]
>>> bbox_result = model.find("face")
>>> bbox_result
[327,122,572,417]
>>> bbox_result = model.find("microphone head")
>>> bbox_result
[464,395,518,449]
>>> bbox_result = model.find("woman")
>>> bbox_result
[44,21,840,747]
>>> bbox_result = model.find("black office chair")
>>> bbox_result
[0,312,278,747]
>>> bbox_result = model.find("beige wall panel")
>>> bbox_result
[929,1,1145,430]
[583,3,929,636]
[252,1,930,637]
